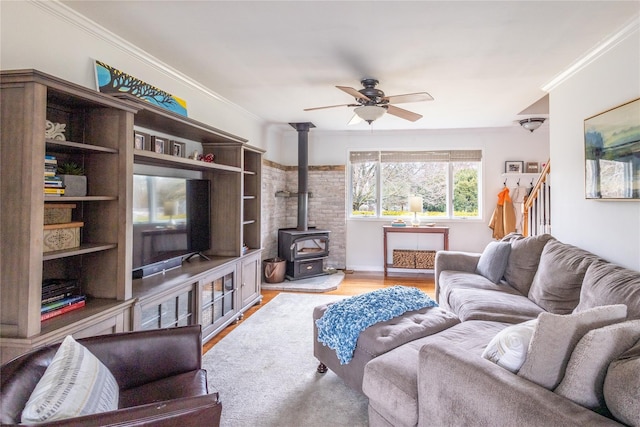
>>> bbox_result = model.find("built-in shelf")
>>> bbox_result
[134,150,242,173]
[42,243,117,261]
[46,139,118,154]
[44,196,117,202]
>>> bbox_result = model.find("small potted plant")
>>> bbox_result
[57,162,87,197]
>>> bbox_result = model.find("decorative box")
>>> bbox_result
[44,203,76,225]
[392,250,415,268]
[43,221,83,252]
[415,250,436,269]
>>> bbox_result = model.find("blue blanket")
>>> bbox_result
[315,286,438,364]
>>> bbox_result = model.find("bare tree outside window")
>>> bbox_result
[349,150,481,220]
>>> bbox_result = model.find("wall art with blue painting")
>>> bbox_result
[95,60,188,117]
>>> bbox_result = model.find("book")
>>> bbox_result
[41,295,85,314]
[41,291,77,305]
[44,188,65,195]
[41,299,86,321]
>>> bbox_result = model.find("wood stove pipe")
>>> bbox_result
[289,122,315,231]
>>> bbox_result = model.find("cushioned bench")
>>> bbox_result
[313,303,460,392]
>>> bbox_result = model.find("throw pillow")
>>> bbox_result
[481,319,537,373]
[503,234,553,295]
[554,320,640,411]
[574,260,640,320]
[21,335,119,424]
[527,239,600,314]
[517,304,627,390]
[604,338,640,426]
[475,241,511,284]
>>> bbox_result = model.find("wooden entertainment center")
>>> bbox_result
[0,70,263,362]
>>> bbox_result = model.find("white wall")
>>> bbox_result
[273,126,549,271]
[550,25,640,270]
[0,1,266,149]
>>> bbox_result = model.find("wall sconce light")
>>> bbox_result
[519,118,546,132]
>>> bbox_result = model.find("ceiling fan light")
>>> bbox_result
[354,105,386,124]
[519,117,546,132]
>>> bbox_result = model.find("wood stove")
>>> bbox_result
[278,228,330,280]
[277,122,331,280]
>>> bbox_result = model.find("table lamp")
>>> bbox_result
[409,196,423,227]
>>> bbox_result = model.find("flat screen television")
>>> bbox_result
[132,174,211,278]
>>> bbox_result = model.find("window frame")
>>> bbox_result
[347,149,483,221]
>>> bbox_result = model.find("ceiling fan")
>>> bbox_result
[304,78,433,124]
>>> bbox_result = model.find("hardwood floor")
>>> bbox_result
[202,270,435,354]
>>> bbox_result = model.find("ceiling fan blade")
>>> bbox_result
[384,92,434,104]
[348,113,363,125]
[336,85,371,101]
[386,105,423,122]
[304,103,354,111]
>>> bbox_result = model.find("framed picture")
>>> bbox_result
[152,136,167,154]
[134,132,150,150]
[585,98,640,200]
[505,161,524,174]
[171,141,186,158]
[526,162,539,173]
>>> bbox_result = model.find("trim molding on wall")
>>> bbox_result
[542,16,639,92]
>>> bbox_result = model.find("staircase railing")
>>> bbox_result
[523,160,551,237]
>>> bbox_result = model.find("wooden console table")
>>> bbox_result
[383,225,449,276]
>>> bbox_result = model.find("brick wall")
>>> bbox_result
[261,161,346,269]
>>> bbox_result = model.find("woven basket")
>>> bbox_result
[415,250,436,269]
[392,250,415,268]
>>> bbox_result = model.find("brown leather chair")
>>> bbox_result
[0,325,221,426]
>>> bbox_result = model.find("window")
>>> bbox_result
[349,150,482,219]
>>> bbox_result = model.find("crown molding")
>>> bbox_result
[29,0,262,121]
[542,16,640,92]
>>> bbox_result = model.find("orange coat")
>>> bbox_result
[489,187,516,239]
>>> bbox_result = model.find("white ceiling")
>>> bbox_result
[61,1,639,132]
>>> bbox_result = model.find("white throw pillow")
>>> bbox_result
[21,335,119,424]
[482,319,537,373]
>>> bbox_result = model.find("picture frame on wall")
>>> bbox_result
[152,136,166,154]
[171,141,186,158]
[584,98,640,200]
[505,161,524,174]
[526,162,539,173]
[134,132,150,151]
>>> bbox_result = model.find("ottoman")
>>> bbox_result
[313,303,460,392]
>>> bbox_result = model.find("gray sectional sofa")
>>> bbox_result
[353,234,640,426]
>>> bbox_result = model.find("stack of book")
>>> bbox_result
[41,279,85,321]
[44,155,64,196]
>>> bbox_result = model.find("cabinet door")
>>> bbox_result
[139,284,195,331]
[240,252,261,309]
[199,264,237,338]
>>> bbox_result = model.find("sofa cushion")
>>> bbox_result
[527,239,600,314]
[363,320,508,427]
[574,260,640,320]
[21,335,119,424]
[604,337,640,426]
[481,319,537,373]
[518,304,627,390]
[447,287,544,323]
[555,320,640,411]
[475,241,511,284]
[438,270,522,309]
[503,234,553,295]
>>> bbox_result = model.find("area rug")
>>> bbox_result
[203,292,368,427]
[261,270,345,293]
